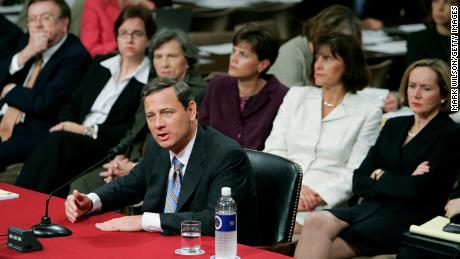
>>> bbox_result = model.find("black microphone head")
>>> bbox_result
[108,144,127,156]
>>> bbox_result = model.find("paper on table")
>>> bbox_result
[0,189,19,201]
[410,216,460,243]
[199,43,233,55]
[363,40,407,54]
[398,23,426,33]
[198,58,214,65]
[362,30,392,45]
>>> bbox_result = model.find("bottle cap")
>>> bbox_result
[221,187,231,196]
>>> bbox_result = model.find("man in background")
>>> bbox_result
[0,0,91,171]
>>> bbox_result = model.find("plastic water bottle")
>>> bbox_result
[215,187,237,259]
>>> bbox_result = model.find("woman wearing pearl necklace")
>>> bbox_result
[264,33,382,233]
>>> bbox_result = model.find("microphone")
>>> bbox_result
[107,143,128,157]
[31,144,127,238]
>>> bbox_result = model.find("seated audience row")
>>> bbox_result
[15,6,154,197]
[295,58,459,258]
[2,0,456,253]
[0,0,92,172]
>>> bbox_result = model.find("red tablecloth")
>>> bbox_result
[0,183,290,259]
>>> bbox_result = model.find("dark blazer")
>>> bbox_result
[406,27,450,66]
[199,75,288,150]
[57,54,145,145]
[94,125,260,245]
[0,33,91,147]
[330,113,460,254]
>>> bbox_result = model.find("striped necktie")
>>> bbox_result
[164,157,184,213]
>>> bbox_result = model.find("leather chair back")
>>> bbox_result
[245,149,302,245]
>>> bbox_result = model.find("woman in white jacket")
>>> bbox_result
[264,33,382,233]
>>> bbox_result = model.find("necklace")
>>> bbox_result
[407,131,416,138]
[323,100,335,107]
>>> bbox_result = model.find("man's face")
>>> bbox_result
[144,87,197,154]
[27,1,69,47]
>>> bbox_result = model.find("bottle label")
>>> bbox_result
[215,214,236,232]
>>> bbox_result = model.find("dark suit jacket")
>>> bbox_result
[94,125,260,245]
[335,113,460,223]
[199,75,288,150]
[329,113,460,253]
[0,33,91,147]
[406,28,450,66]
[57,54,145,145]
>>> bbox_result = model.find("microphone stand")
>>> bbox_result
[32,147,124,238]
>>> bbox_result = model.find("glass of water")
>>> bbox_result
[177,220,204,255]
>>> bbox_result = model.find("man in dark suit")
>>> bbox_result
[0,0,91,171]
[65,77,259,245]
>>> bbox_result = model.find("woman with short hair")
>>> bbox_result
[199,24,288,150]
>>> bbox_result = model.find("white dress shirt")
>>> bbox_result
[88,127,198,232]
[82,55,150,133]
[1,34,68,117]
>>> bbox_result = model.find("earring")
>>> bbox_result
[441,99,447,104]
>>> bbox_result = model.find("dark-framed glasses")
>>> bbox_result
[27,14,59,25]
[118,31,147,40]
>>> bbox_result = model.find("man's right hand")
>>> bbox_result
[65,190,92,223]
[18,30,48,66]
